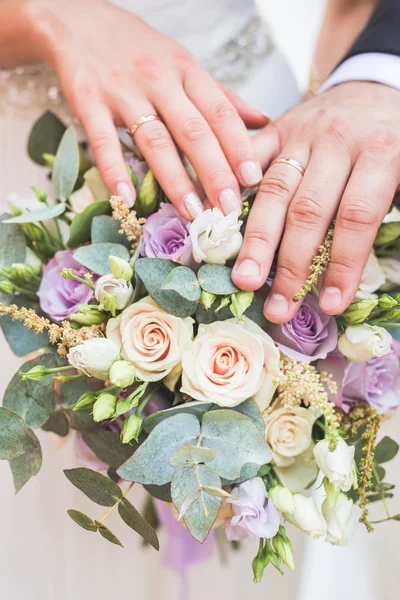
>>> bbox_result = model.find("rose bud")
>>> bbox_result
[109,360,136,389]
[109,256,133,282]
[92,393,117,422]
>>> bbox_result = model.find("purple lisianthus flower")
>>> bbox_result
[266,295,338,362]
[141,202,192,264]
[340,340,400,414]
[225,477,281,541]
[38,249,94,322]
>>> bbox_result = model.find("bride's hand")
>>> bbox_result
[232,82,400,322]
[25,0,266,217]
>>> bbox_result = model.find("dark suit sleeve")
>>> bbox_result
[343,0,400,61]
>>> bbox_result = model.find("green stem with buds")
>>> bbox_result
[62,270,95,290]
[136,384,159,418]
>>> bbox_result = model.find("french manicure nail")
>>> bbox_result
[264,293,289,315]
[239,160,263,186]
[116,182,135,207]
[219,188,241,215]
[320,286,342,312]
[235,259,260,277]
[184,192,204,219]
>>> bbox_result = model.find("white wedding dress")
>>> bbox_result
[2,2,398,600]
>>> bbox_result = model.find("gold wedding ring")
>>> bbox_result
[130,114,162,137]
[270,157,305,176]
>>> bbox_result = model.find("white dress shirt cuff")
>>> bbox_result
[319,53,400,93]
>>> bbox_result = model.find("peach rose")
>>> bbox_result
[181,318,280,410]
[106,296,194,390]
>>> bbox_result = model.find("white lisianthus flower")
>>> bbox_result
[69,184,95,214]
[338,324,392,363]
[189,207,243,264]
[378,257,400,291]
[314,438,357,492]
[322,480,362,546]
[285,494,326,539]
[69,167,109,214]
[355,251,385,300]
[95,275,133,310]
[181,318,280,410]
[67,338,119,380]
[269,486,295,515]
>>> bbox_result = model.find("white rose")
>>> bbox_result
[106,296,194,389]
[285,494,326,539]
[314,438,357,492]
[322,480,362,546]
[264,406,316,467]
[355,251,385,300]
[383,206,400,223]
[67,338,119,380]
[95,275,133,310]
[190,207,243,264]
[181,318,280,410]
[378,257,400,291]
[338,324,392,363]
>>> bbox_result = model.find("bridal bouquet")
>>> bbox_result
[1,112,399,580]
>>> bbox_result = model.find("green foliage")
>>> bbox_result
[118,497,159,550]
[42,411,70,437]
[67,201,111,248]
[82,430,136,469]
[228,398,265,436]
[136,169,160,218]
[64,468,123,507]
[374,436,399,464]
[95,521,123,547]
[27,111,66,166]
[198,264,239,295]
[0,213,27,265]
[73,242,130,275]
[91,215,130,248]
[135,258,198,317]
[169,445,216,468]
[2,203,66,224]
[0,407,37,460]
[52,126,80,201]
[3,354,58,429]
[143,483,172,503]
[143,400,212,434]
[67,510,97,532]
[161,266,201,302]
[9,430,42,492]
[0,296,49,357]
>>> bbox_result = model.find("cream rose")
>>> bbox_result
[106,296,194,389]
[264,406,315,467]
[181,318,280,410]
[379,257,400,291]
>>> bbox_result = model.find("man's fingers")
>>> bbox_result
[320,157,398,314]
[252,124,281,170]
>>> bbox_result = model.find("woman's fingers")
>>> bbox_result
[218,82,270,129]
[320,156,397,314]
[79,103,136,206]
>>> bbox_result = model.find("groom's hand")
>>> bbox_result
[232,81,400,323]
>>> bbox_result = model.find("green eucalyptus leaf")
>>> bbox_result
[169,445,216,468]
[195,302,231,324]
[0,212,26,265]
[227,399,265,436]
[161,266,201,302]
[3,354,58,429]
[52,126,80,201]
[67,509,97,532]
[95,521,123,546]
[82,430,136,469]
[200,410,271,480]
[171,464,222,543]
[27,111,66,166]
[143,483,172,503]
[367,492,394,503]
[64,467,123,507]
[3,203,66,224]
[42,411,70,437]
[0,296,49,357]
[0,407,37,460]
[371,466,386,487]
[143,400,212,433]
[198,264,239,295]
[91,215,130,248]
[374,436,399,464]
[67,201,111,248]
[63,379,96,432]
[73,242,129,275]
[117,414,200,485]
[118,497,159,550]
[9,430,42,492]
[135,258,198,317]
[222,463,260,486]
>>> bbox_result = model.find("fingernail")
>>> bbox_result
[184,192,204,219]
[239,160,263,186]
[235,259,260,277]
[264,293,289,315]
[116,182,135,208]
[219,188,241,215]
[320,286,342,312]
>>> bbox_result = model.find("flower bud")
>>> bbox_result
[67,338,119,380]
[109,256,134,282]
[136,169,159,218]
[269,486,295,515]
[200,290,216,310]
[263,540,283,574]
[19,365,49,381]
[69,308,108,326]
[25,248,42,275]
[378,294,398,310]
[230,290,254,321]
[109,360,136,388]
[338,324,392,363]
[273,532,295,571]
[31,187,48,204]
[121,413,143,444]
[374,222,400,247]
[343,299,378,325]
[42,153,55,168]
[252,542,269,583]
[322,479,361,546]
[0,280,15,294]
[21,223,44,242]
[95,274,133,312]
[72,391,97,411]
[92,393,117,422]
[11,263,36,283]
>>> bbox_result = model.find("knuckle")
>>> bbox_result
[287,190,324,228]
[133,54,161,82]
[338,198,377,231]
[141,125,172,151]
[325,117,350,148]
[90,131,114,154]
[245,229,272,249]
[277,262,300,284]
[211,101,236,123]
[207,167,235,188]
[328,256,359,275]
[181,117,210,143]
[258,176,292,201]
[366,130,397,154]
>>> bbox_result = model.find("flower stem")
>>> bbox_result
[61,270,95,290]
[99,482,134,523]
[136,384,159,418]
